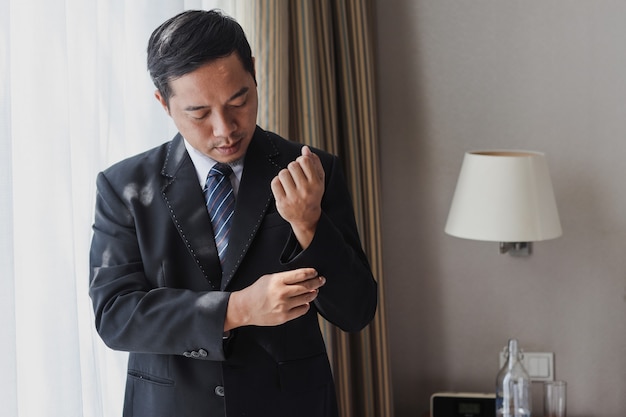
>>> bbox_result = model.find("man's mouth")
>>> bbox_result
[215,137,243,154]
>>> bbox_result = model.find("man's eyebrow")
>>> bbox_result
[183,87,250,112]
[184,104,209,111]
[228,86,249,102]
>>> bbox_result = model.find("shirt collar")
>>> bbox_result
[182,138,244,194]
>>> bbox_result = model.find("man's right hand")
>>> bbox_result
[224,268,326,331]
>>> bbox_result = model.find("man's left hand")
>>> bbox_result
[271,146,325,249]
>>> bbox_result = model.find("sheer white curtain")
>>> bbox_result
[1,1,238,416]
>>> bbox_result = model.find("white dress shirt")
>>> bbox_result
[183,138,244,196]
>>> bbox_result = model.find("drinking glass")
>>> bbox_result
[543,380,566,417]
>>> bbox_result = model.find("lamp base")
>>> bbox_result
[499,242,532,256]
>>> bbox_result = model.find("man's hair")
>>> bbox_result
[147,9,255,105]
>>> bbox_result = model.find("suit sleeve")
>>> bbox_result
[89,171,231,360]
[281,154,378,332]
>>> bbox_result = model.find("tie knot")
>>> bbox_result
[210,163,233,178]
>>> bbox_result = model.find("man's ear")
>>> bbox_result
[251,56,257,85]
[154,90,170,114]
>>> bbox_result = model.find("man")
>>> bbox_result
[89,9,377,417]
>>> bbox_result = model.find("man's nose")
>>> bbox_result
[212,111,235,138]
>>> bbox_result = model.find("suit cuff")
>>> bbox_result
[279,231,304,264]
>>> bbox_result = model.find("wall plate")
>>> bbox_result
[499,351,554,381]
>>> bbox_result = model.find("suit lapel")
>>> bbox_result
[221,127,282,289]
[161,134,222,290]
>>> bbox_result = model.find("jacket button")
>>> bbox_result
[214,386,225,397]
[198,349,208,357]
[183,352,192,357]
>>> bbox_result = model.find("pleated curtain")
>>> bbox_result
[236,1,393,416]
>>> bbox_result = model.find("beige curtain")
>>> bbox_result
[238,1,393,416]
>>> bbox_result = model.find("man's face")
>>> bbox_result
[156,53,258,163]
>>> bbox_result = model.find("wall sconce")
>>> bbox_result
[445,150,562,256]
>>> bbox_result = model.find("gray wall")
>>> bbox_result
[375,1,626,416]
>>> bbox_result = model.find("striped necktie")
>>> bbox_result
[204,163,235,264]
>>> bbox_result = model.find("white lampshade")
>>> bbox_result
[445,150,562,243]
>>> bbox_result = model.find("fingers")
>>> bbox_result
[274,160,311,195]
[271,145,324,188]
[298,146,324,182]
[303,146,325,181]
[278,147,323,184]
[280,267,319,284]
[238,269,326,327]
[281,272,324,319]
[275,268,325,305]
[270,173,287,199]
[270,164,306,200]
[280,269,326,304]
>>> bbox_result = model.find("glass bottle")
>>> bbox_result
[496,338,532,417]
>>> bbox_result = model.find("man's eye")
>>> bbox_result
[191,113,208,120]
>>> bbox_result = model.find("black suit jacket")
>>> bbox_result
[89,126,378,417]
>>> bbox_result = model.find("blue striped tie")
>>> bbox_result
[204,163,235,264]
